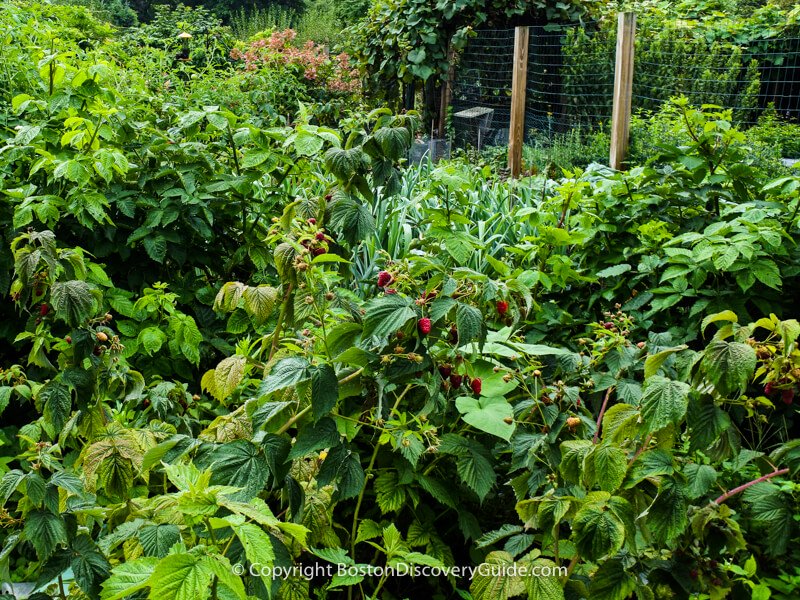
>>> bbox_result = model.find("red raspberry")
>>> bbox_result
[438,365,452,379]
[143,399,151,408]
[450,373,463,388]
[496,300,508,315]
[325,194,332,200]
[765,382,774,396]
[307,218,317,225]
[65,336,72,344]
[471,377,482,395]
[312,247,326,257]
[782,388,795,405]
[377,271,393,288]
[316,232,326,241]
[39,303,49,316]
[386,288,397,295]
[418,318,431,335]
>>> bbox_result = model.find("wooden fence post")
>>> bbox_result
[508,26,529,178]
[609,12,636,170]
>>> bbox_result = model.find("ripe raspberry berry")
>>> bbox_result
[765,382,774,396]
[782,388,795,405]
[496,300,509,315]
[143,399,151,408]
[386,288,397,295]
[307,218,317,225]
[377,271,393,288]
[324,194,332,200]
[418,317,431,335]
[450,373,463,388]
[316,232,326,241]
[39,303,49,316]
[438,364,452,379]
[65,336,72,344]
[312,247,326,257]
[471,377,482,395]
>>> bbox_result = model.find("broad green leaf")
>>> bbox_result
[643,345,687,379]
[455,395,515,441]
[147,553,213,600]
[647,480,687,543]
[438,434,496,502]
[701,310,738,336]
[204,440,269,501]
[640,376,690,433]
[211,355,248,401]
[588,558,636,600]
[701,340,756,397]
[242,285,279,324]
[316,443,365,500]
[51,280,95,326]
[288,417,340,459]
[71,534,111,598]
[572,501,625,561]
[232,521,275,568]
[470,551,524,600]
[24,510,67,560]
[585,444,628,492]
[523,557,565,600]
[595,264,631,278]
[600,403,639,444]
[362,294,416,340]
[260,357,310,396]
[139,524,180,558]
[684,464,717,499]
[40,380,71,434]
[456,302,485,346]
[311,364,338,422]
[101,557,159,600]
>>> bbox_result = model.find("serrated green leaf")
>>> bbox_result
[640,376,690,433]
[572,501,625,561]
[24,510,67,560]
[101,557,159,600]
[147,553,213,600]
[139,524,180,558]
[51,280,95,326]
[701,340,756,397]
[311,364,338,422]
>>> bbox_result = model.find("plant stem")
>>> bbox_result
[276,369,364,436]
[713,467,789,505]
[592,386,615,444]
[268,283,293,363]
[349,384,413,558]
[277,405,311,435]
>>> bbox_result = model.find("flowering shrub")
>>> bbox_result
[231,29,360,95]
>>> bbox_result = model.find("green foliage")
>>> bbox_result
[1,2,799,599]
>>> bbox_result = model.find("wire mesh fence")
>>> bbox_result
[450,29,515,151]
[449,17,800,166]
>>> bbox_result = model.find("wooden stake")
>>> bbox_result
[439,40,456,138]
[609,12,636,170]
[508,26,529,178]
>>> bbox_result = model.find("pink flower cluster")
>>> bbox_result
[230,29,360,94]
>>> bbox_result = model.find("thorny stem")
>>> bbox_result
[713,468,789,505]
[592,386,615,444]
